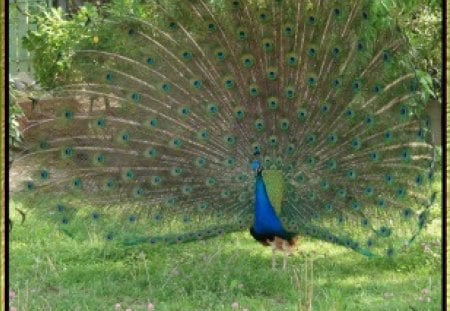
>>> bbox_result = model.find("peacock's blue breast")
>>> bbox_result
[252,176,288,237]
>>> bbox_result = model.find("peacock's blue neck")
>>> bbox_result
[252,175,287,236]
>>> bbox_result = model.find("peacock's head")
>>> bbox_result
[251,160,263,175]
[252,150,263,175]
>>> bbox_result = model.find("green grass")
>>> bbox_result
[9,200,441,311]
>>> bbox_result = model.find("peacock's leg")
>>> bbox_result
[268,239,277,269]
[282,240,288,270]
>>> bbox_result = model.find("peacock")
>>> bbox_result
[11,0,438,268]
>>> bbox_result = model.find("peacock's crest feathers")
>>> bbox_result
[13,0,437,257]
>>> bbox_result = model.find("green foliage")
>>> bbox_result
[22,5,99,89]
[101,0,157,19]
[8,81,24,157]
[380,0,442,100]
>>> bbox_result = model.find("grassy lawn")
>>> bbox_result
[9,198,441,311]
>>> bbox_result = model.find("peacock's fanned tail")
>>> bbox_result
[13,0,436,257]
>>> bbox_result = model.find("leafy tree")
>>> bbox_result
[22,5,99,88]
[388,0,442,101]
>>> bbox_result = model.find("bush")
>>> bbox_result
[22,5,99,89]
